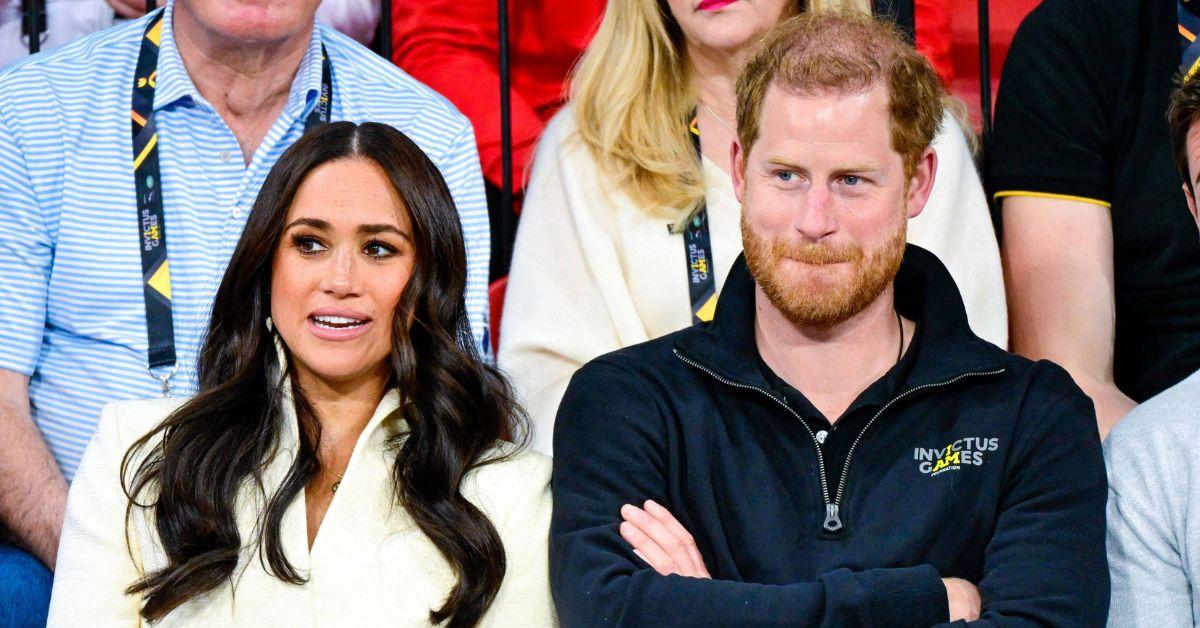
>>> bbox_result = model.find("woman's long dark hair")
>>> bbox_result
[121,122,527,626]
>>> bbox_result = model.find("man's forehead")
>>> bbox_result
[752,82,893,161]
[756,81,890,139]
[762,79,889,114]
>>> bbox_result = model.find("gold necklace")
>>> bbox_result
[326,465,345,494]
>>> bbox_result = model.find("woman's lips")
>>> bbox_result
[697,0,739,11]
[307,316,373,341]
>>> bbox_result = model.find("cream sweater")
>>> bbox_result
[47,386,555,626]
[499,107,1008,453]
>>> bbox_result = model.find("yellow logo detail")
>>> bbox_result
[147,261,172,301]
[146,19,163,47]
[137,71,157,89]
[695,294,718,322]
[930,451,961,473]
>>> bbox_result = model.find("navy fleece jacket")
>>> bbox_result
[549,247,1108,627]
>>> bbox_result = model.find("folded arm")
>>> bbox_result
[946,363,1109,626]
[550,359,950,627]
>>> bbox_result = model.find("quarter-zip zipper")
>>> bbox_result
[673,347,1005,533]
[676,345,835,518]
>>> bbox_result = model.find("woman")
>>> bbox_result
[47,122,555,626]
[499,0,1008,452]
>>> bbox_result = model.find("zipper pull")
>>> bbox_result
[823,503,843,533]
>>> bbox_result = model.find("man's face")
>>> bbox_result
[175,0,321,45]
[1184,122,1200,234]
[731,81,937,328]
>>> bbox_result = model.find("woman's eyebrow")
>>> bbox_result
[284,217,331,231]
[359,223,411,241]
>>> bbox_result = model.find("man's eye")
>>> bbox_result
[842,175,861,186]
[777,171,796,182]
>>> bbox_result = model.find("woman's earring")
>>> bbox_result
[265,316,274,332]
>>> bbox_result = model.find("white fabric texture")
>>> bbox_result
[48,381,555,625]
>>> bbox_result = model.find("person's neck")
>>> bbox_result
[296,369,390,464]
[754,286,910,423]
[687,44,743,174]
[172,2,313,162]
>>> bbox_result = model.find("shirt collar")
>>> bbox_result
[284,21,327,120]
[674,246,1005,393]
[151,0,326,118]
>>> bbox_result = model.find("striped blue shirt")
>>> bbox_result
[0,2,490,480]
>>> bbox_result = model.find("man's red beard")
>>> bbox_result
[741,211,907,328]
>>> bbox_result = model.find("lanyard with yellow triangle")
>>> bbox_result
[130,10,333,396]
[680,114,719,324]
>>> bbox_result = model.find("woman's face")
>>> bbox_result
[270,157,415,392]
[664,0,796,57]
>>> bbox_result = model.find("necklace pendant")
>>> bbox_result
[331,480,340,494]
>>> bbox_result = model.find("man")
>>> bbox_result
[1,1,378,69]
[992,0,1200,438]
[550,12,1108,626]
[1105,75,1200,627]
[0,0,488,623]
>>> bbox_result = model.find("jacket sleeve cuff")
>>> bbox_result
[820,564,950,624]
[862,564,950,627]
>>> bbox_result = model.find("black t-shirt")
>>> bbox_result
[992,0,1200,401]
[757,318,921,493]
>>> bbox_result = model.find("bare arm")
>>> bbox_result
[0,368,67,569]
[1001,196,1136,438]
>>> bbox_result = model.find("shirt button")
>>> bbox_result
[231,207,242,219]
[219,151,232,162]
[815,430,828,444]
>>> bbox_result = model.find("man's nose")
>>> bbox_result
[794,187,838,241]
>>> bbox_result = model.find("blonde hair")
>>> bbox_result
[570,0,868,220]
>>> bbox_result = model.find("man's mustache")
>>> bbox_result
[771,241,863,265]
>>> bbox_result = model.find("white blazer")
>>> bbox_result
[48,381,556,626]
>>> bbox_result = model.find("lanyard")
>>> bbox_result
[130,11,333,396]
[681,114,718,324]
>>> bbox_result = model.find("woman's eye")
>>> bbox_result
[293,235,327,254]
[364,241,398,258]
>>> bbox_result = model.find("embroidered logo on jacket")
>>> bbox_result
[914,437,999,476]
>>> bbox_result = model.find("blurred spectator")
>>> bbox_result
[315,0,378,44]
[500,0,1007,453]
[392,0,605,283]
[1104,73,1200,626]
[913,0,953,84]
[392,0,605,196]
[0,0,377,69]
[0,0,113,67]
[992,0,1200,438]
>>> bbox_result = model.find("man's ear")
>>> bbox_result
[904,147,938,219]
[731,139,747,204]
[1184,182,1200,234]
